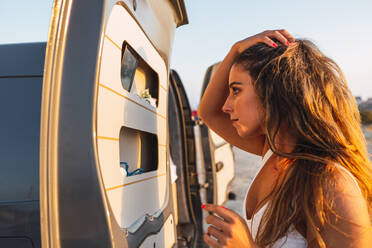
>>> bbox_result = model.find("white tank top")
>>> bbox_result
[242,149,307,247]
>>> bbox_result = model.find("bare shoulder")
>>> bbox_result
[307,163,372,247]
[327,165,370,227]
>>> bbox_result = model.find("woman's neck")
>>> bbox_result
[262,129,297,157]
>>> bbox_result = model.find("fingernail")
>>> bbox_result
[272,42,277,48]
[201,204,206,209]
[286,41,290,46]
[221,206,227,210]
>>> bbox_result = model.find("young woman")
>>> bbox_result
[198,30,372,247]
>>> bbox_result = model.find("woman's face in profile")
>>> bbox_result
[222,64,264,138]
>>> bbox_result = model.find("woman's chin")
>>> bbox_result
[236,126,262,138]
[236,128,249,137]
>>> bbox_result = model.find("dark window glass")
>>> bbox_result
[0,77,42,202]
[121,44,138,91]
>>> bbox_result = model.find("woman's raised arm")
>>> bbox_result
[197,44,263,156]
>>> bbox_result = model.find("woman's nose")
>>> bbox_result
[222,99,232,114]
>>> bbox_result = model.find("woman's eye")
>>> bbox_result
[231,87,240,95]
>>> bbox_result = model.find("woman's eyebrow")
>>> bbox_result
[229,82,243,87]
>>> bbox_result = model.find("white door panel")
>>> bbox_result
[214,143,235,205]
[210,129,227,148]
[97,4,168,231]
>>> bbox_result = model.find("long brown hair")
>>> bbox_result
[233,39,372,247]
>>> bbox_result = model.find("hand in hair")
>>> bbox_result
[202,204,259,248]
[233,29,295,53]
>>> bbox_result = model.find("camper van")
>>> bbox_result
[0,1,234,247]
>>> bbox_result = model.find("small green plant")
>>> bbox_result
[140,88,157,107]
[140,88,151,99]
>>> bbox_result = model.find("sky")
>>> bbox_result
[1,1,371,109]
[0,1,53,44]
[171,0,372,109]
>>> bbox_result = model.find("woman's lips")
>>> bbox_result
[231,119,239,126]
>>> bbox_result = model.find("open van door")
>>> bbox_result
[198,63,235,206]
[40,1,187,247]
[168,70,205,248]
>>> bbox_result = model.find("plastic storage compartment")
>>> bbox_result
[121,42,159,107]
[119,126,158,176]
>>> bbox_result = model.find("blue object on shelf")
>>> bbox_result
[120,162,144,176]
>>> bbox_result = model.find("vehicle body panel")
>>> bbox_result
[0,42,46,248]
[39,0,187,247]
